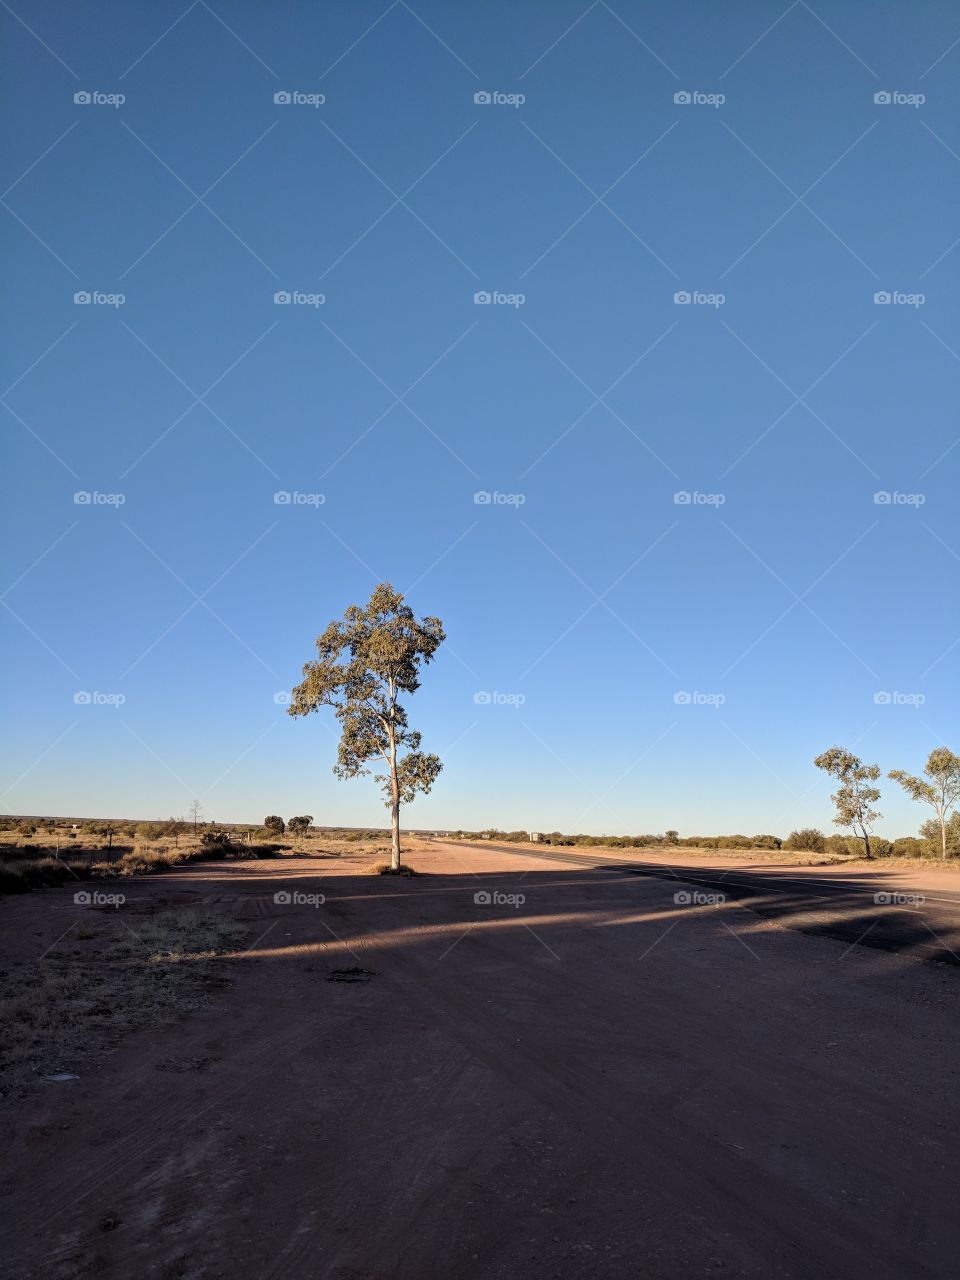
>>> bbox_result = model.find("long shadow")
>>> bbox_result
[144,850,960,967]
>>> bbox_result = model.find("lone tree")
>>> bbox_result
[814,747,882,859]
[264,815,286,836]
[889,747,960,861]
[288,583,445,872]
[288,815,313,835]
[188,799,204,834]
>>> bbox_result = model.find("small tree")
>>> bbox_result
[165,817,186,848]
[188,799,204,834]
[889,748,960,861]
[814,747,881,859]
[288,815,313,835]
[288,582,444,872]
[664,829,680,845]
[264,815,286,836]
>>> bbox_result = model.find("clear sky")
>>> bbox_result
[2,0,957,837]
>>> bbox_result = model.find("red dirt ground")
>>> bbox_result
[2,840,959,1279]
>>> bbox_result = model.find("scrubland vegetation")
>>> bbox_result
[0,816,393,895]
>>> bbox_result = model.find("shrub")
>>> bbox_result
[116,852,171,876]
[892,837,925,858]
[785,828,826,852]
[200,831,232,859]
[264,815,285,836]
[135,822,165,841]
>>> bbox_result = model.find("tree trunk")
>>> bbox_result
[862,829,872,859]
[942,817,948,861]
[388,725,401,871]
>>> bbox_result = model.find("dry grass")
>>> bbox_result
[0,907,249,1100]
[371,862,418,876]
[839,855,960,872]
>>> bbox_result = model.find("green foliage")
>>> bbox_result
[264,815,286,835]
[814,747,882,857]
[785,828,826,852]
[287,815,313,834]
[135,822,166,841]
[920,812,960,858]
[892,836,926,858]
[889,748,960,859]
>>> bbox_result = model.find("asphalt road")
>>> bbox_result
[452,840,960,964]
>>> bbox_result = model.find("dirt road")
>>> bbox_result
[2,841,959,1278]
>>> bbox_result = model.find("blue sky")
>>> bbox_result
[2,0,957,837]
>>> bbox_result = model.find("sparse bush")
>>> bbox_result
[115,851,172,876]
[135,822,165,841]
[200,831,232,859]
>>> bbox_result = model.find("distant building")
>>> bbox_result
[530,832,541,842]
